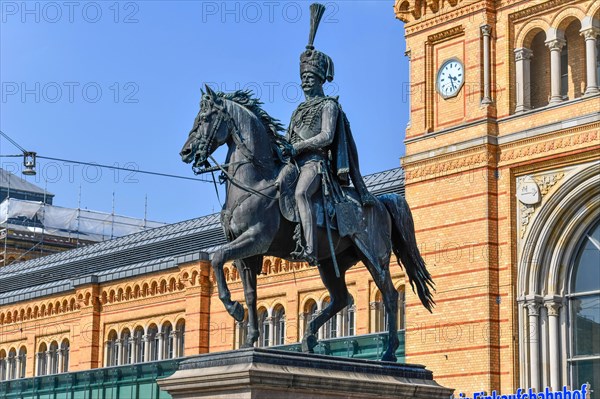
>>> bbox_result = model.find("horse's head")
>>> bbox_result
[180,85,231,168]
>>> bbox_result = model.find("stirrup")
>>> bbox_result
[290,250,319,267]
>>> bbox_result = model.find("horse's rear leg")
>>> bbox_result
[302,258,352,353]
[238,256,262,348]
[364,258,399,362]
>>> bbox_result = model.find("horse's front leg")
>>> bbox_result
[212,247,245,322]
[212,223,276,323]
[238,256,262,347]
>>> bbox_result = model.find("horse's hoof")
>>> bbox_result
[301,334,318,353]
[230,301,245,322]
[381,352,397,362]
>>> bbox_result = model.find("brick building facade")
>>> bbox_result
[396,0,599,395]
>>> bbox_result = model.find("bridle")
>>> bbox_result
[190,100,278,201]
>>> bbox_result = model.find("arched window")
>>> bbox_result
[121,329,132,365]
[339,295,356,337]
[133,327,144,363]
[258,308,270,347]
[530,30,550,109]
[272,306,286,346]
[106,331,118,367]
[235,312,248,350]
[18,347,26,379]
[37,343,47,376]
[7,349,16,380]
[565,19,586,99]
[322,298,337,339]
[60,340,69,373]
[372,287,405,333]
[568,222,600,392]
[302,300,319,338]
[147,325,159,361]
[162,322,174,359]
[0,350,6,381]
[176,319,185,357]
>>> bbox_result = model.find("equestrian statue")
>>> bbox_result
[179,3,434,362]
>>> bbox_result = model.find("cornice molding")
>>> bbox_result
[508,0,573,22]
[427,25,465,43]
[404,145,497,182]
[398,0,494,36]
[499,126,599,163]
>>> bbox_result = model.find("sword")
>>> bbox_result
[320,164,340,278]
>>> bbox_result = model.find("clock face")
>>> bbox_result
[437,59,464,99]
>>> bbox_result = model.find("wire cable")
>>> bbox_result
[36,155,213,183]
[0,129,214,182]
[0,130,28,153]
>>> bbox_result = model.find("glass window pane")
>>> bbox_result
[571,359,599,397]
[573,223,600,293]
[572,295,600,356]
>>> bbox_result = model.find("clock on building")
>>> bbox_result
[436,58,465,99]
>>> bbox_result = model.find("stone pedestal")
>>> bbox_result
[158,348,453,399]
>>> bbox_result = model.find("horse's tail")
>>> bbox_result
[379,193,435,312]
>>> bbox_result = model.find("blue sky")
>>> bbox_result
[0,1,409,223]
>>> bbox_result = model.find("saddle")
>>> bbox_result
[276,163,365,238]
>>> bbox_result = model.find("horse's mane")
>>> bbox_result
[218,90,285,137]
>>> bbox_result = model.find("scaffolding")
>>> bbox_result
[0,198,165,266]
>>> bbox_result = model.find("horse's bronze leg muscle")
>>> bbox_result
[238,256,262,347]
[301,252,354,353]
[212,208,279,323]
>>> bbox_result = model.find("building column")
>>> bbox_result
[317,301,324,340]
[157,333,164,361]
[514,48,533,112]
[404,49,412,128]
[170,331,179,357]
[36,353,44,376]
[581,26,600,95]
[115,339,122,365]
[143,335,151,362]
[545,300,562,391]
[481,24,493,104]
[45,351,53,375]
[268,317,276,346]
[298,313,307,338]
[57,349,64,374]
[526,300,541,392]
[5,358,13,380]
[104,341,110,366]
[336,313,343,337]
[545,37,566,104]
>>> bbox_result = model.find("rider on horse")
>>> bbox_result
[287,3,375,266]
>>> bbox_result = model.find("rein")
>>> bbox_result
[193,102,278,201]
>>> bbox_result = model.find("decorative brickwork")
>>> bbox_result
[399,0,599,395]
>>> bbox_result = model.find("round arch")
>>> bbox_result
[518,163,599,297]
[517,162,599,391]
[515,18,551,49]
[550,6,586,32]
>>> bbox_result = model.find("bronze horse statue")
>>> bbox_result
[180,87,434,361]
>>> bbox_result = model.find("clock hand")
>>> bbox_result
[449,74,460,90]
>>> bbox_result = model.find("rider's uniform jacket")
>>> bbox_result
[287,96,338,163]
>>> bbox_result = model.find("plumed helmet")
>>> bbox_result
[299,3,334,82]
